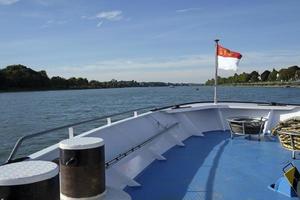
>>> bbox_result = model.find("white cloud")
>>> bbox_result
[176,7,202,13]
[96,10,123,21]
[82,10,124,27]
[0,0,19,5]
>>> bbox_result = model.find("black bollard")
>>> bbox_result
[59,137,106,200]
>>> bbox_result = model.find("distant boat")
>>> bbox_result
[169,85,175,88]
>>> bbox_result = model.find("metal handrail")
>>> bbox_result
[5,106,154,164]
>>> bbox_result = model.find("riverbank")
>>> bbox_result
[0,85,204,94]
[0,86,169,94]
[218,81,300,88]
[1,83,298,94]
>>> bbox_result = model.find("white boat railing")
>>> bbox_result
[4,100,299,165]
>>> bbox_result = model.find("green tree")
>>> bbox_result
[278,66,300,81]
[250,71,260,82]
[0,71,6,89]
[295,70,300,80]
[50,76,69,89]
[76,78,89,87]
[239,72,251,83]
[260,70,270,82]
[205,79,214,85]
[1,64,50,89]
[278,68,295,81]
[268,69,278,81]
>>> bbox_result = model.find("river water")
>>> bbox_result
[0,86,299,163]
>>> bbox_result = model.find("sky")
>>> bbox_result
[0,0,300,83]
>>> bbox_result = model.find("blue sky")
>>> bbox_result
[0,0,300,82]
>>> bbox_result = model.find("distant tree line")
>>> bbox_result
[205,65,300,85]
[0,65,190,91]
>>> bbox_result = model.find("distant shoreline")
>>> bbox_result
[0,65,202,93]
[0,84,299,94]
[0,85,201,94]
[0,86,170,94]
[205,65,300,87]
[215,82,300,88]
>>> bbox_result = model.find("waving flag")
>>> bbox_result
[213,40,243,104]
[217,45,242,70]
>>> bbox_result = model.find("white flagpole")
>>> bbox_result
[214,39,219,104]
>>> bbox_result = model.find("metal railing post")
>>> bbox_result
[107,118,111,125]
[68,127,74,138]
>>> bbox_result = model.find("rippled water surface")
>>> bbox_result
[0,86,299,163]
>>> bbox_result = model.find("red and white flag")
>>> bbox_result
[217,45,242,71]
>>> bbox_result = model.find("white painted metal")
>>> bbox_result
[107,118,112,125]
[176,113,204,136]
[148,148,166,160]
[279,110,300,121]
[68,127,74,138]
[60,191,106,200]
[60,187,131,200]
[59,137,104,150]
[263,110,274,134]
[27,102,300,190]
[218,108,226,131]
[0,161,58,186]
[103,187,131,200]
[109,167,141,187]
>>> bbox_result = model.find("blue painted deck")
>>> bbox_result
[125,131,300,200]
